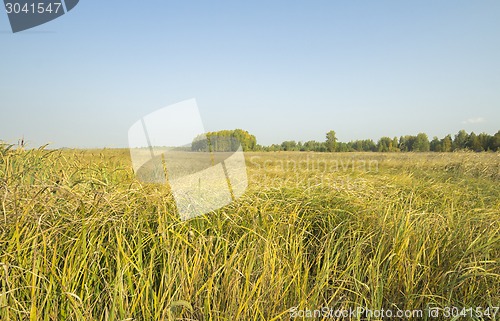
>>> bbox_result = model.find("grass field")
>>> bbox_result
[1,146,499,320]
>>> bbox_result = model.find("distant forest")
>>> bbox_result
[193,129,500,152]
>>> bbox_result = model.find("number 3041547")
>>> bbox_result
[5,2,62,14]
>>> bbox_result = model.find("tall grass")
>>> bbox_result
[1,146,499,320]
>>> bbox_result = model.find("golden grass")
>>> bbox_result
[1,146,499,320]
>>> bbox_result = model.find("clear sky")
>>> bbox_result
[1,0,499,148]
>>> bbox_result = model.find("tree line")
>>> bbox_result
[192,129,257,152]
[257,129,500,152]
[192,129,499,152]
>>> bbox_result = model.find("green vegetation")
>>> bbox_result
[192,129,257,152]
[1,145,499,320]
[257,130,500,152]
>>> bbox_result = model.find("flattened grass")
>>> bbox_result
[1,147,499,320]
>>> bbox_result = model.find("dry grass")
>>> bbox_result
[1,146,499,320]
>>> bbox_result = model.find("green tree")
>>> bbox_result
[413,133,430,152]
[281,141,298,151]
[337,142,350,152]
[325,130,337,152]
[232,129,257,151]
[441,135,452,152]
[303,140,319,151]
[430,136,442,152]
[399,135,417,151]
[491,130,500,151]
[268,144,282,152]
[453,130,468,151]
[391,137,400,152]
[363,139,376,152]
[377,137,392,152]
[477,133,492,151]
[192,129,257,152]
[466,132,482,151]
[351,139,376,152]
[302,140,327,152]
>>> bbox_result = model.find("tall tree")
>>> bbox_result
[192,129,257,152]
[453,130,468,151]
[325,130,337,152]
[392,137,400,152]
[491,130,500,151]
[377,137,392,152]
[337,142,350,152]
[281,141,298,151]
[399,135,417,151]
[430,136,442,152]
[441,135,452,152]
[413,133,430,152]
[477,133,492,151]
[466,132,482,151]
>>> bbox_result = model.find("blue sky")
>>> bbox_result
[1,0,499,148]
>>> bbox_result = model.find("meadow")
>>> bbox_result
[0,146,499,320]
